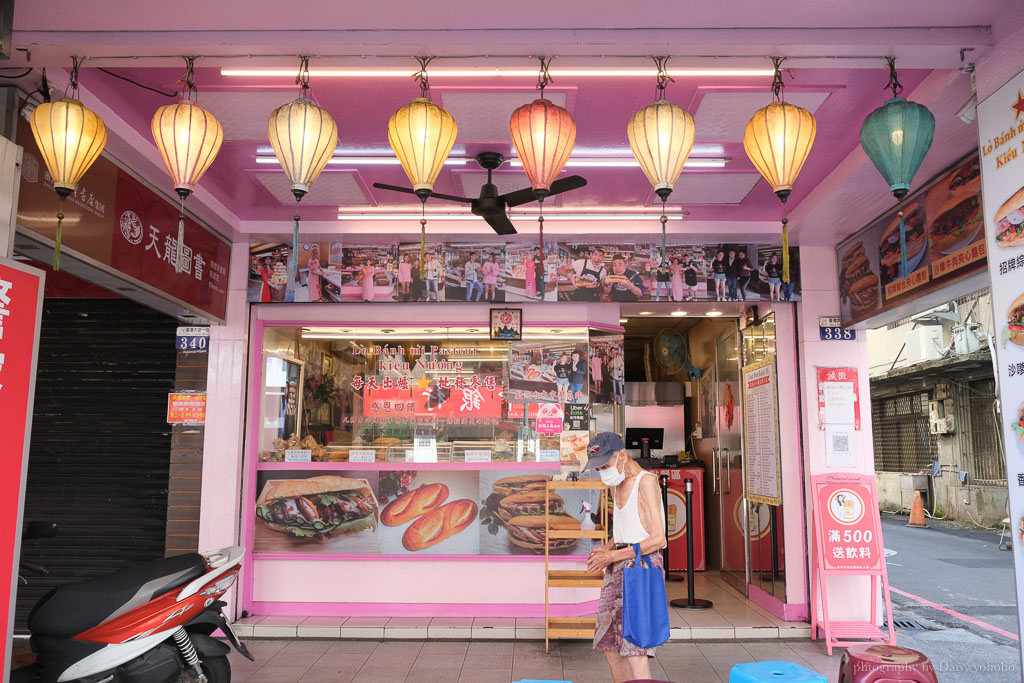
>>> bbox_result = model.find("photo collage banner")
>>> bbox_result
[248,240,803,304]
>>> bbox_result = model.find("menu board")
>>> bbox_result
[741,358,781,506]
[977,70,1024,650]
[253,467,600,557]
[835,154,985,325]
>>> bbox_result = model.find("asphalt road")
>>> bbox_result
[881,515,1022,682]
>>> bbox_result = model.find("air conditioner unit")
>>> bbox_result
[904,327,944,364]
[951,323,985,355]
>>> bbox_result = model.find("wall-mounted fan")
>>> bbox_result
[654,329,701,379]
[372,152,586,236]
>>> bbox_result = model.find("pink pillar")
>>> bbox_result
[772,305,809,618]
[795,246,878,623]
[198,242,251,618]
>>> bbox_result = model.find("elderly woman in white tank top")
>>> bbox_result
[584,432,667,683]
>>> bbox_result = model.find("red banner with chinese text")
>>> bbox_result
[362,379,502,419]
[0,259,44,673]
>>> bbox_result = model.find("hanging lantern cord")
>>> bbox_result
[420,201,427,280]
[781,215,791,287]
[175,194,186,274]
[536,57,553,98]
[54,199,65,271]
[178,56,198,100]
[653,56,674,100]
[660,200,668,263]
[66,56,82,99]
[296,56,311,98]
[770,56,786,101]
[538,209,544,253]
[291,199,301,280]
[413,56,434,99]
[884,57,903,98]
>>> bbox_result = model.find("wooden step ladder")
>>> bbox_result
[544,479,609,652]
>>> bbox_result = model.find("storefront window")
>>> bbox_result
[258,325,610,465]
[251,324,621,558]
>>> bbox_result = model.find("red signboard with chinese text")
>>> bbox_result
[0,258,44,675]
[167,393,208,424]
[362,379,502,419]
[816,367,861,430]
[810,473,894,654]
[15,113,230,321]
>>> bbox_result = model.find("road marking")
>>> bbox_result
[891,587,1020,641]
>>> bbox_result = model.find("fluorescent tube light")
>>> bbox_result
[223,67,774,78]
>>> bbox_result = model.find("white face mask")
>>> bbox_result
[599,456,626,487]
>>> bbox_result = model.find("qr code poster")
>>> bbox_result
[825,425,857,469]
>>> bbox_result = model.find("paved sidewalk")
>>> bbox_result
[228,638,845,683]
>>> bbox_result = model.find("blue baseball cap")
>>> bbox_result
[583,432,625,470]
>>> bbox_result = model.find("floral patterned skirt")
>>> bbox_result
[593,550,664,657]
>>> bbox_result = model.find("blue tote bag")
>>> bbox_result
[621,543,670,648]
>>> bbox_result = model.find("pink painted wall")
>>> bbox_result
[795,246,878,624]
[772,305,810,613]
[251,559,595,611]
[976,2,1024,102]
[199,242,253,618]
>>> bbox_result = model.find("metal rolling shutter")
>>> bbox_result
[14,298,177,628]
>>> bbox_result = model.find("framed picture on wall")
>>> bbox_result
[490,308,522,340]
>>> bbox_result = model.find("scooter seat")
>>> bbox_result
[28,553,208,638]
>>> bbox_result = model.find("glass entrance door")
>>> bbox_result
[715,326,749,593]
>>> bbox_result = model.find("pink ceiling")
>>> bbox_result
[8,0,1011,245]
[73,65,929,226]
[13,0,1013,34]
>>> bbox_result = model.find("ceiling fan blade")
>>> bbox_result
[546,175,588,197]
[372,183,474,205]
[483,212,518,236]
[500,187,539,208]
[500,175,588,207]
[425,191,475,204]
[372,182,418,196]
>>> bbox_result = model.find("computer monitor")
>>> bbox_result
[625,427,664,450]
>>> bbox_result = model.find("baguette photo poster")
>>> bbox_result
[835,154,985,326]
[377,470,481,554]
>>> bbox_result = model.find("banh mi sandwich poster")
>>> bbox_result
[835,153,985,326]
[252,467,596,556]
[977,69,1024,651]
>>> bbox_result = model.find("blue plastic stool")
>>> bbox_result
[730,660,827,683]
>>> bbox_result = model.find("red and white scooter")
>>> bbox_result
[12,546,252,682]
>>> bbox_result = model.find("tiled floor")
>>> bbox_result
[227,638,846,682]
[237,572,810,642]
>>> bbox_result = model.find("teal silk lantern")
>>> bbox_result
[860,98,935,201]
[859,58,935,278]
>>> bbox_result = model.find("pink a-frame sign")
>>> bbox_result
[810,472,895,655]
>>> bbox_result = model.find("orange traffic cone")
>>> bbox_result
[907,491,928,528]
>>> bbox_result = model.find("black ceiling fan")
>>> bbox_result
[372,152,587,236]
